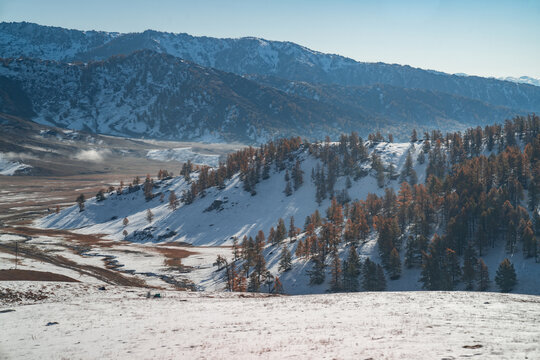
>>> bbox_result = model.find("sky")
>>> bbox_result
[1,0,539,78]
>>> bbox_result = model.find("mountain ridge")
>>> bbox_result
[2,21,540,113]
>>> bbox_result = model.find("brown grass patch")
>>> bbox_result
[0,269,79,282]
[164,258,184,268]
[153,246,197,259]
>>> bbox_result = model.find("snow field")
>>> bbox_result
[0,282,539,359]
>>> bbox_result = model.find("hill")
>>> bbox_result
[37,116,540,295]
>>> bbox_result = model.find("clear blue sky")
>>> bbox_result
[1,0,539,78]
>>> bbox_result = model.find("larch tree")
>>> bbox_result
[477,258,490,291]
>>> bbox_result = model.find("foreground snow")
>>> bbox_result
[1,282,539,359]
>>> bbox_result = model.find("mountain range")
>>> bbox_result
[1,21,539,142]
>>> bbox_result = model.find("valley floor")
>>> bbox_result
[1,282,539,359]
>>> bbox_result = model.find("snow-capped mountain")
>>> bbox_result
[498,76,540,87]
[0,51,372,142]
[0,51,525,143]
[2,22,540,113]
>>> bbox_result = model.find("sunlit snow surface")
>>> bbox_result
[0,153,32,175]
[36,142,540,295]
[146,147,220,167]
[0,283,539,359]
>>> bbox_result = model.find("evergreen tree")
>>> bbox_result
[247,271,261,292]
[342,246,361,292]
[284,180,293,196]
[346,176,352,189]
[278,245,292,272]
[362,258,379,291]
[76,194,85,212]
[477,258,490,291]
[308,254,326,285]
[293,160,304,190]
[146,209,154,223]
[123,217,129,227]
[276,218,287,243]
[462,243,477,290]
[417,150,425,164]
[411,129,418,143]
[168,190,179,210]
[495,258,517,292]
[329,250,342,292]
[232,237,240,260]
[96,189,105,202]
[288,216,297,239]
[375,264,387,291]
[262,160,271,180]
[388,247,401,280]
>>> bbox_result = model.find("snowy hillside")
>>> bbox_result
[0,52,375,143]
[0,153,32,175]
[2,22,540,113]
[1,282,539,360]
[37,136,540,295]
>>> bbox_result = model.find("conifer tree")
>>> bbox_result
[342,246,360,292]
[76,194,85,212]
[376,264,387,291]
[284,180,293,196]
[411,129,418,143]
[268,227,276,245]
[477,258,490,291]
[273,276,284,294]
[289,216,297,239]
[278,245,292,272]
[293,160,304,190]
[388,247,401,280]
[96,189,105,202]
[143,175,153,201]
[247,271,261,292]
[495,258,517,292]
[146,209,154,223]
[232,237,240,260]
[123,217,129,227]
[362,258,379,291]
[462,243,477,290]
[262,160,271,180]
[276,218,287,243]
[329,250,342,292]
[168,190,179,210]
[308,254,325,285]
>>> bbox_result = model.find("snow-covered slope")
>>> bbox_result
[0,52,376,142]
[0,153,32,175]
[1,282,539,360]
[36,141,540,295]
[146,148,221,167]
[2,22,540,113]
